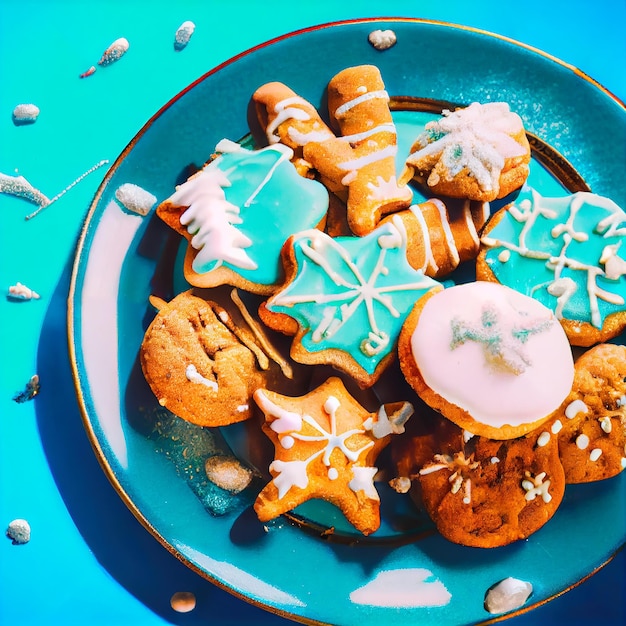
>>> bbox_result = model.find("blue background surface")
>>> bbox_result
[1,1,624,625]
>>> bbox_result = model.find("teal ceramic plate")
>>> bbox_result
[69,18,626,626]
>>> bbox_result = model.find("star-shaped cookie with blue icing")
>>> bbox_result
[253,376,414,535]
[157,139,329,295]
[259,215,442,387]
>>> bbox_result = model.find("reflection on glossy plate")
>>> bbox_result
[68,18,626,626]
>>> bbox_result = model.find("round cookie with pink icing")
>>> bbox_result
[398,281,575,440]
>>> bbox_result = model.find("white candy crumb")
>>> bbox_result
[6,519,31,544]
[204,455,253,493]
[368,29,397,51]
[98,37,129,66]
[174,21,195,51]
[484,577,533,614]
[115,183,157,216]
[170,591,196,613]
[7,282,40,301]
[389,476,412,493]
[12,104,40,125]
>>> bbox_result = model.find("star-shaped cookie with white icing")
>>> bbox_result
[253,377,413,535]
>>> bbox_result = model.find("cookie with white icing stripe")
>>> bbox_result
[398,281,575,439]
[156,140,328,296]
[259,217,442,388]
[401,101,530,202]
[478,187,626,346]
[140,290,296,427]
[253,376,414,535]
[546,343,626,483]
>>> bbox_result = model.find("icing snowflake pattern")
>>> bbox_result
[266,216,440,375]
[482,188,626,328]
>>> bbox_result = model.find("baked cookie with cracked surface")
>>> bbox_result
[390,412,566,548]
[545,342,626,483]
[253,376,413,535]
[398,281,575,439]
[478,187,626,346]
[401,101,530,202]
[140,290,294,427]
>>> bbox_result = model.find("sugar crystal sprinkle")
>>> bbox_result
[79,65,96,79]
[170,591,196,613]
[174,21,195,51]
[7,282,40,301]
[484,577,533,614]
[115,183,157,216]
[368,29,397,51]
[0,172,50,206]
[12,104,40,125]
[13,375,40,403]
[98,37,129,66]
[6,519,31,544]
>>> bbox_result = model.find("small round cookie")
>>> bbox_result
[546,343,626,483]
[398,281,575,439]
[140,291,292,427]
[252,377,414,536]
[478,187,626,347]
[401,102,531,202]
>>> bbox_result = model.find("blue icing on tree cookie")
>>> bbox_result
[169,140,329,289]
[481,186,626,330]
[265,216,441,379]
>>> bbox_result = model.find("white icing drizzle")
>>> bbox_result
[363,401,413,438]
[338,123,396,145]
[333,89,389,119]
[419,452,478,504]
[409,204,438,274]
[185,364,218,391]
[271,218,433,357]
[521,471,551,503]
[338,144,397,174]
[483,190,626,328]
[255,391,378,498]
[266,96,312,144]
[463,200,481,248]
[565,399,588,419]
[431,199,460,266]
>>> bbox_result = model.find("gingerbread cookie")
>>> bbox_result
[398,281,575,439]
[546,343,626,483]
[394,421,565,548]
[156,140,328,295]
[260,216,442,388]
[253,376,414,535]
[379,197,490,279]
[253,66,413,236]
[401,102,530,202]
[478,187,626,346]
[140,290,294,427]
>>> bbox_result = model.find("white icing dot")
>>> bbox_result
[551,419,563,434]
[6,519,31,544]
[498,249,511,263]
[565,399,588,419]
[324,395,340,415]
[565,400,589,420]
[490,456,500,464]
[485,577,533,614]
[576,433,590,450]
[599,416,612,433]
[328,467,339,480]
[280,435,295,449]
[589,448,603,462]
[536,431,551,447]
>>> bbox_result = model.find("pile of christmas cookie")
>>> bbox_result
[140,65,626,547]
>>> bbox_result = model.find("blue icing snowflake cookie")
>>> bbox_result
[260,216,442,387]
[478,186,626,346]
[157,140,329,295]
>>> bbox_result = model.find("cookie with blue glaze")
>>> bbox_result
[478,187,626,346]
[157,140,329,295]
[259,216,442,388]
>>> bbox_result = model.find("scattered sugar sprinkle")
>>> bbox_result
[368,29,397,51]
[12,104,40,125]
[174,21,195,51]
[6,519,31,544]
[565,399,588,419]
[599,416,612,434]
[98,37,129,66]
[589,448,603,462]
[551,419,563,434]
[490,456,500,464]
[484,577,532,614]
[204,455,254,494]
[13,374,40,403]
[0,172,50,206]
[576,433,590,450]
[79,65,96,79]
[536,431,551,447]
[170,591,196,613]
[114,183,157,216]
[7,282,40,301]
